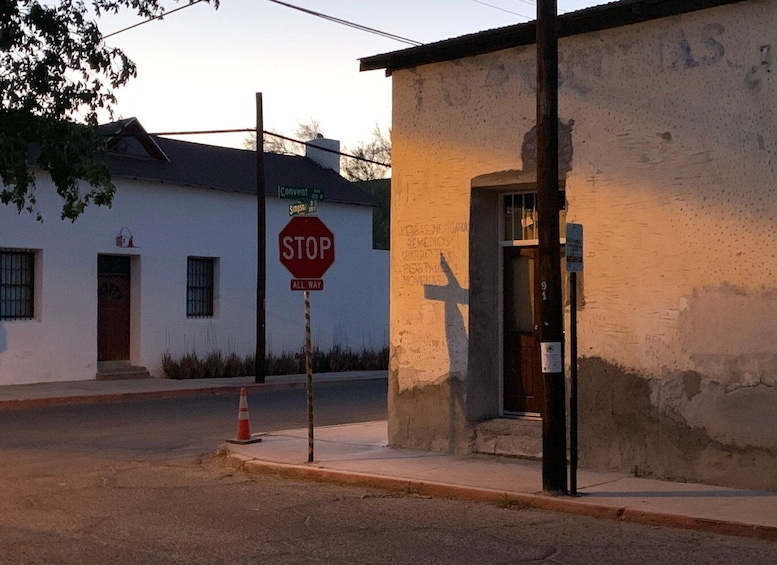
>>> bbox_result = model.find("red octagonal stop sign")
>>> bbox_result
[278,216,335,279]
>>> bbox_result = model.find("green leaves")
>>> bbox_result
[0,0,218,220]
[0,110,114,221]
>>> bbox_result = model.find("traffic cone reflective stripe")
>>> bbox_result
[236,388,251,441]
[226,387,262,444]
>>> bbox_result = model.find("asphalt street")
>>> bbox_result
[0,379,774,564]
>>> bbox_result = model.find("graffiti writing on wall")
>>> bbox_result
[659,24,725,71]
[398,222,470,286]
[477,23,727,98]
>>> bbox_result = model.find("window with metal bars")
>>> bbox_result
[186,257,215,318]
[503,192,567,242]
[0,250,35,320]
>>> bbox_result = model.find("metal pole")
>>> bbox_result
[255,93,267,384]
[305,290,314,462]
[537,0,568,495]
[570,270,578,495]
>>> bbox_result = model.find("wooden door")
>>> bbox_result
[97,256,131,361]
[503,247,544,414]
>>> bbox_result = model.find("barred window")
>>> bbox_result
[187,257,215,318]
[503,191,567,242]
[0,250,34,320]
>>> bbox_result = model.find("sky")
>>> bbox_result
[97,0,606,151]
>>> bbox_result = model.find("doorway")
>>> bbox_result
[97,255,131,362]
[503,247,544,415]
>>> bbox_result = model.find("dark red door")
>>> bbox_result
[503,247,544,414]
[97,256,131,361]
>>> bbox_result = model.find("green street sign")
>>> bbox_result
[278,186,325,201]
[289,200,317,216]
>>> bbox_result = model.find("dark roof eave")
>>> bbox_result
[360,0,747,74]
[109,172,378,206]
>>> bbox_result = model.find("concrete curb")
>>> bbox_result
[225,454,777,543]
[0,376,380,411]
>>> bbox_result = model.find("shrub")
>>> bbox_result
[162,344,388,379]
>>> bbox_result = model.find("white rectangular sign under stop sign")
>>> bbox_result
[541,342,563,373]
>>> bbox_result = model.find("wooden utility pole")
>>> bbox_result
[536,0,568,495]
[255,93,267,383]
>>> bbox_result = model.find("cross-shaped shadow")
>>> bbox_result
[423,253,469,452]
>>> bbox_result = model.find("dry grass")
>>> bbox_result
[162,344,388,380]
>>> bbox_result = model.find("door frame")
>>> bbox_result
[97,254,139,364]
[499,244,544,418]
[497,214,567,419]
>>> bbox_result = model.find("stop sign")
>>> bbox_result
[278,216,335,279]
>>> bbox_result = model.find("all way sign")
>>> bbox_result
[291,279,323,291]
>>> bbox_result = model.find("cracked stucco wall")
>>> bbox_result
[388,1,777,487]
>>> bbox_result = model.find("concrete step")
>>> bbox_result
[473,418,542,459]
[96,364,151,381]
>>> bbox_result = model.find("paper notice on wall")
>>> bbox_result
[541,342,563,374]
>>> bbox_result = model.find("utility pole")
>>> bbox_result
[536,0,568,495]
[255,93,267,383]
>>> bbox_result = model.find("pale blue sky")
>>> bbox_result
[99,0,605,150]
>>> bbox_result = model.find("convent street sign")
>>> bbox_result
[279,186,325,216]
[278,186,324,201]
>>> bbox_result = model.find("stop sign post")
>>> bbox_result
[278,215,335,463]
[279,216,335,288]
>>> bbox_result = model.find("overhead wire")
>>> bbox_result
[103,0,207,39]
[104,0,421,46]
[470,0,532,19]
[261,130,391,167]
[512,0,572,15]
[105,127,391,168]
[265,0,422,46]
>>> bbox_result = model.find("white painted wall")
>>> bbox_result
[0,173,388,384]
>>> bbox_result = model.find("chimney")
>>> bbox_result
[305,136,340,173]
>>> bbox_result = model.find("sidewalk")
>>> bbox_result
[225,420,777,542]
[0,370,386,409]
[2,373,775,542]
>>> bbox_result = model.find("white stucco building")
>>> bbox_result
[361,0,777,490]
[0,119,388,385]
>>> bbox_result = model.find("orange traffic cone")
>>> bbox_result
[226,388,262,444]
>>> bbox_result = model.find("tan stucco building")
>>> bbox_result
[361,0,777,490]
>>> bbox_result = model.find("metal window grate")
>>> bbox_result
[0,250,34,320]
[503,192,566,242]
[186,257,214,318]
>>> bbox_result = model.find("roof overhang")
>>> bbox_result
[360,0,748,75]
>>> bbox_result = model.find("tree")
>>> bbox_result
[243,120,323,155]
[0,0,219,221]
[341,125,391,182]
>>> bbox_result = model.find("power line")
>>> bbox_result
[511,0,572,15]
[262,130,391,167]
[103,0,209,39]
[106,127,392,168]
[470,0,531,19]
[265,0,422,46]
